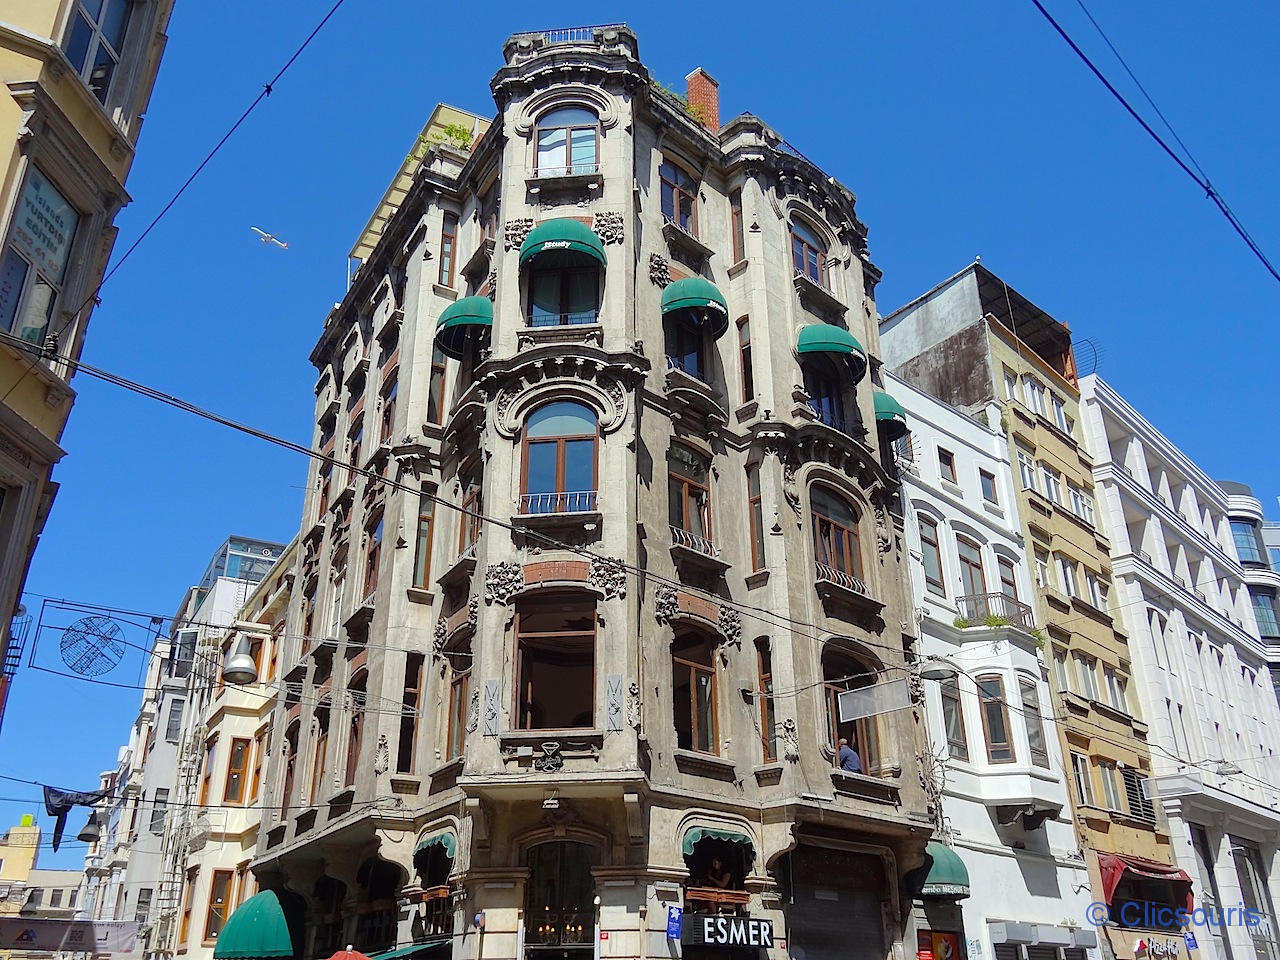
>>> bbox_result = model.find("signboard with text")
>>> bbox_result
[681,914,774,948]
[0,917,139,953]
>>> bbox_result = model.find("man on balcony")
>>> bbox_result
[839,738,862,773]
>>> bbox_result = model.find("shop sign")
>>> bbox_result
[1184,933,1198,951]
[666,906,683,939]
[680,914,774,948]
[11,168,78,282]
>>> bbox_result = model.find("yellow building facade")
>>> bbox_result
[0,0,174,727]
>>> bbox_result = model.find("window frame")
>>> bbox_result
[199,737,217,806]
[811,486,864,581]
[61,0,132,105]
[939,676,969,761]
[364,513,384,597]
[736,316,754,402]
[515,595,597,731]
[756,640,776,762]
[203,869,234,943]
[1071,752,1095,806]
[222,737,251,805]
[672,633,719,755]
[447,651,471,761]
[438,212,458,287]
[979,469,999,504]
[956,536,987,597]
[520,402,599,515]
[746,463,765,572]
[528,266,600,327]
[1018,676,1050,768]
[345,674,365,788]
[919,515,946,597]
[667,445,713,546]
[396,653,425,774]
[413,487,435,589]
[1099,759,1123,810]
[790,217,827,285]
[937,448,957,483]
[535,106,600,176]
[997,555,1019,599]
[729,189,745,262]
[249,728,266,803]
[659,158,698,235]
[180,868,199,945]
[0,166,83,347]
[426,347,447,425]
[976,674,1015,763]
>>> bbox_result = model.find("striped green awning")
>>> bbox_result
[519,218,607,268]
[873,389,908,441]
[661,277,730,338]
[414,832,457,858]
[213,890,293,959]
[435,296,492,360]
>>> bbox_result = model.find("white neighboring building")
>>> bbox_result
[1079,374,1280,960]
[887,372,1094,960]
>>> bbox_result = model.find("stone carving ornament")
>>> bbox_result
[485,561,524,605]
[592,211,625,244]
[466,690,480,733]
[373,734,390,775]
[874,503,891,556]
[782,718,801,763]
[654,584,679,625]
[717,603,743,648]
[432,618,447,660]
[648,253,671,287]
[589,556,627,600]
[782,459,801,517]
[504,218,535,251]
[485,270,497,301]
[626,681,642,730]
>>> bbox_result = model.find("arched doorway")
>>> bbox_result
[524,841,598,960]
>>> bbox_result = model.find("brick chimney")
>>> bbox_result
[685,68,720,132]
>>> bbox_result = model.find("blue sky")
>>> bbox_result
[2,1,1276,866]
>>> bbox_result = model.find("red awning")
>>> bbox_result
[1098,853,1194,913]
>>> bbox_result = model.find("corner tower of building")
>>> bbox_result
[252,24,930,960]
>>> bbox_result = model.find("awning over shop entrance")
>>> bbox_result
[213,890,293,959]
[681,826,753,856]
[920,841,970,899]
[1098,853,1194,912]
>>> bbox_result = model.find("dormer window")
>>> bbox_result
[63,0,131,104]
[536,106,599,176]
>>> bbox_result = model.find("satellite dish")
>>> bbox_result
[59,616,125,676]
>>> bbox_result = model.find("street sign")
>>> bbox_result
[667,906,683,940]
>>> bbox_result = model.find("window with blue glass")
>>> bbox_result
[1232,520,1265,565]
[535,107,599,176]
[521,402,598,515]
[660,160,698,234]
[791,218,827,285]
[62,0,131,104]
[802,353,850,434]
[1252,588,1280,639]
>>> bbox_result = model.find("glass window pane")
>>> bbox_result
[569,128,596,169]
[562,438,595,493]
[88,40,117,103]
[15,274,55,344]
[536,128,566,171]
[530,271,560,326]
[527,401,595,438]
[812,488,856,526]
[661,182,675,221]
[563,270,596,322]
[64,12,94,71]
[0,249,30,332]
[525,441,558,495]
[678,194,694,230]
[100,0,130,51]
[695,670,714,750]
[540,106,597,127]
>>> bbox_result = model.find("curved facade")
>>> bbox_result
[253,25,928,960]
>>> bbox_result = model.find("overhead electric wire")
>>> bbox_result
[1028,0,1280,284]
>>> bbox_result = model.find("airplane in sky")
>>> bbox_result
[251,226,288,250]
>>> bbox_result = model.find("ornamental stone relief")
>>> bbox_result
[465,690,480,733]
[648,253,671,287]
[589,556,627,600]
[432,618,447,660]
[485,561,524,605]
[717,603,743,649]
[592,210,625,244]
[373,734,390,775]
[654,583,679,625]
[626,680,642,730]
[493,370,630,439]
[782,718,801,763]
[504,218,535,251]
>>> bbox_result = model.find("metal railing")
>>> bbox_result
[531,23,625,44]
[666,354,711,384]
[455,541,478,563]
[815,562,871,598]
[419,887,454,940]
[957,592,1035,629]
[662,215,700,241]
[531,163,601,178]
[808,400,852,436]
[530,309,599,327]
[518,491,598,515]
[670,525,719,558]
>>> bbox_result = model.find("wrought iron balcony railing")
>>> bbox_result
[815,562,871,598]
[518,491,598,515]
[666,353,711,384]
[670,525,719,558]
[956,592,1035,629]
[808,400,852,436]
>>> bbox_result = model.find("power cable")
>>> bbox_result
[1028,0,1280,284]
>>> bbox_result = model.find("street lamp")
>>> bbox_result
[221,621,270,685]
[918,656,962,681]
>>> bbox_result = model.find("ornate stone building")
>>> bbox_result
[249,26,930,960]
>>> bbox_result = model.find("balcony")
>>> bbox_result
[662,217,715,266]
[666,353,712,384]
[519,491,597,514]
[670,525,730,576]
[664,358,728,427]
[685,887,750,911]
[514,491,602,543]
[793,270,846,317]
[956,593,1035,630]
[807,400,855,437]
[815,563,884,620]
[525,163,602,195]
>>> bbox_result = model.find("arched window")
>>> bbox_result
[536,106,599,176]
[803,352,849,432]
[522,402,598,515]
[671,632,717,755]
[526,842,598,946]
[812,486,863,582]
[822,645,880,776]
[791,218,827,284]
[309,707,330,805]
[667,445,713,554]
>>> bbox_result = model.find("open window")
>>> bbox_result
[354,859,406,953]
[62,0,130,105]
[822,643,881,776]
[516,594,596,730]
[662,278,729,384]
[519,218,607,328]
[812,486,864,584]
[521,402,598,515]
[791,218,827,285]
[802,351,856,434]
[660,158,698,234]
[682,828,754,909]
[668,445,714,555]
[672,632,718,755]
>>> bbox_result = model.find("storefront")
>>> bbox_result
[911,842,971,960]
[776,844,891,960]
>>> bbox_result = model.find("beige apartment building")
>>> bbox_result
[227,24,937,960]
[0,0,175,728]
[882,264,1189,960]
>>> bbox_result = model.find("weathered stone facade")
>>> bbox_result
[254,25,929,960]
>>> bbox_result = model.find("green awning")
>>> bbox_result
[661,277,730,338]
[435,296,493,360]
[414,832,457,858]
[797,323,868,380]
[518,218,607,268]
[681,826,754,857]
[213,890,293,959]
[873,389,908,441]
[920,841,970,898]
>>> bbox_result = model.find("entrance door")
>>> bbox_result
[525,842,598,960]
